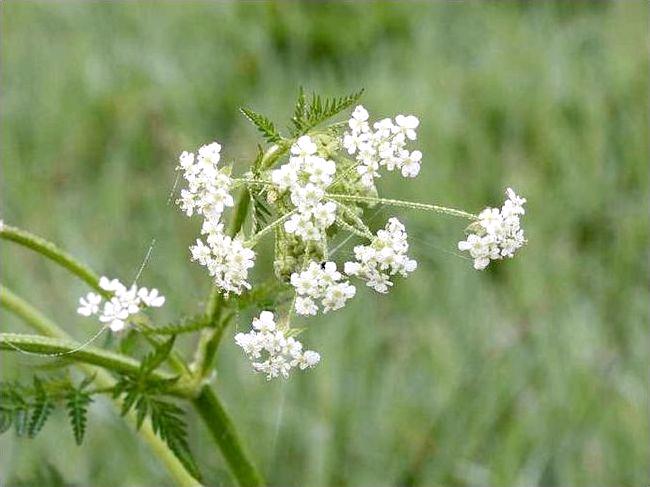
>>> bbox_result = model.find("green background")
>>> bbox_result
[1,2,647,486]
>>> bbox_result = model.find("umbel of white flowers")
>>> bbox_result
[234,311,320,380]
[457,188,527,270]
[77,276,165,331]
[169,103,527,379]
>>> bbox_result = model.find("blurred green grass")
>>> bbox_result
[1,2,647,486]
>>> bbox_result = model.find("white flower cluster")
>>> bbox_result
[291,261,356,316]
[234,311,320,380]
[342,105,422,188]
[177,143,233,220]
[272,136,337,242]
[458,188,527,270]
[77,276,165,332]
[177,141,255,294]
[344,218,417,293]
[189,222,256,294]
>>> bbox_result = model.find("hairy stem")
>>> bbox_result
[0,224,105,294]
[328,193,477,220]
[190,146,291,486]
[0,333,188,394]
[0,287,200,486]
[192,386,263,487]
[1,225,188,373]
[245,210,295,247]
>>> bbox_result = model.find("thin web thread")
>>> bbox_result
[2,325,109,358]
[4,169,181,358]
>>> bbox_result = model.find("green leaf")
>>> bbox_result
[240,107,283,143]
[293,86,307,125]
[65,385,92,445]
[149,398,202,481]
[0,410,13,434]
[290,88,364,136]
[27,376,54,438]
[139,336,176,377]
[232,279,292,311]
[250,191,272,233]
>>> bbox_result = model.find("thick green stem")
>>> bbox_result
[192,386,263,487]
[0,287,200,487]
[328,193,477,220]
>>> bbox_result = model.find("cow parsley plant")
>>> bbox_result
[0,89,526,487]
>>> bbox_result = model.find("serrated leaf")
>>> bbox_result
[142,315,211,336]
[149,398,201,481]
[290,88,364,136]
[293,86,307,123]
[139,336,176,378]
[0,410,13,434]
[65,387,92,445]
[240,107,283,143]
[27,376,54,438]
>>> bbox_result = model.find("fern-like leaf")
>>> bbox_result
[27,376,54,438]
[65,385,92,445]
[142,315,211,336]
[290,88,364,136]
[240,107,283,143]
[149,398,201,481]
[139,336,176,377]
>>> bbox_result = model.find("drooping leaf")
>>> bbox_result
[240,107,283,143]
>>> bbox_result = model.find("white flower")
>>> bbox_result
[99,298,130,332]
[197,142,222,165]
[117,285,141,314]
[291,261,356,315]
[394,114,420,140]
[295,297,318,316]
[457,188,527,270]
[99,276,126,294]
[137,287,166,307]
[191,228,255,295]
[400,150,422,178]
[77,292,101,317]
[344,218,417,293]
[342,106,422,188]
[291,135,318,159]
[270,136,339,243]
[252,311,276,333]
[176,140,255,295]
[235,311,320,380]
[77,276,166,331]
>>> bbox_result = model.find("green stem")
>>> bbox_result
[245,210,295,247]
[192,386,263,487]
[0,332,190,395]
[327,193,477,220]
[1,225,188,372]
[0,287,200,487]
[0,224,105,294]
